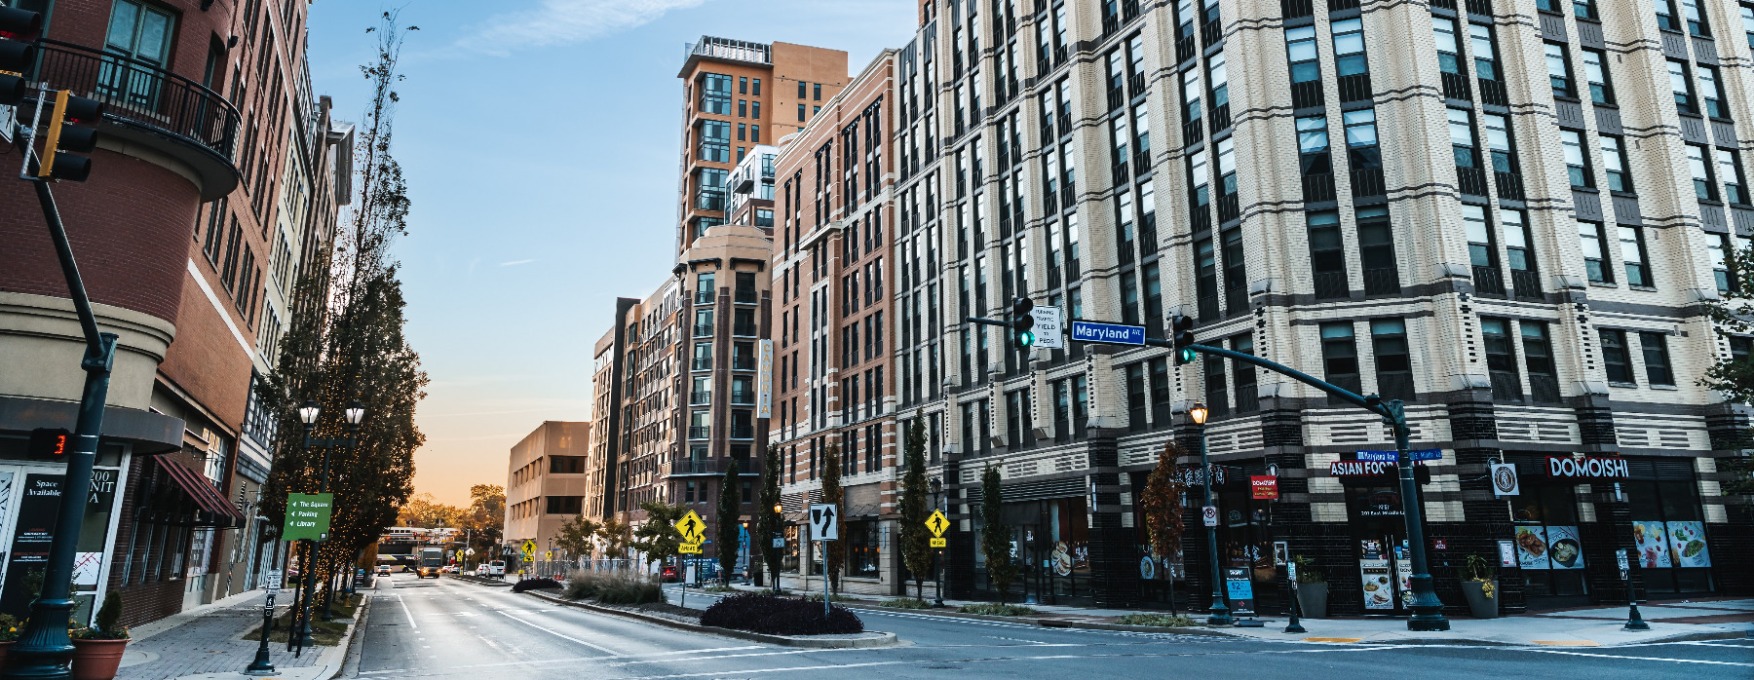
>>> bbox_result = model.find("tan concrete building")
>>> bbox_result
[505,421,592,558]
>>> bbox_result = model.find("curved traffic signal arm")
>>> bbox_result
[1011,297,1036,350]
[0,7,39,106]
[38,89,103,181]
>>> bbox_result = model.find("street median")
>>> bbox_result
[519,588,898,649]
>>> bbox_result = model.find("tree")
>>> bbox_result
[601,518,631,564]
[632,501,686,578]
[716,459,742,584]
[981,466,1017,603]
[463,484,505,557]
[555,513,601,561]
[898,417,932,600]
[757,444,783,588]
[820,443,845,593]
[1141,442,1189,577]
[1705,241,1754,496]
[396,493,463,528]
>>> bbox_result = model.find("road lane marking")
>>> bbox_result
[1301,637,1363,643]
[620,660,911,679]
[1516,648,1754,667]
[1678,640,1754,649]
[496,609,621,655]
[1532,640,1600,647]
[395,595,419,630]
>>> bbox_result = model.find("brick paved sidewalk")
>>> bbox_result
[117,590,330,680]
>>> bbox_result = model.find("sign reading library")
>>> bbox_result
[283,493,334,541]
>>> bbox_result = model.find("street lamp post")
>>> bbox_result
[772,503,784,594]
[1190,403,1232,626]
[930,477,945,608]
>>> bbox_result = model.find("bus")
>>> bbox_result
[417,547,445,579]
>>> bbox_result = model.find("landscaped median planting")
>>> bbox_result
[699,593,864,635]
[958,603,1039,617]
[564,570,664,605]
[511,577,563,593]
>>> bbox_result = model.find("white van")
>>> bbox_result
[486,560,506,576]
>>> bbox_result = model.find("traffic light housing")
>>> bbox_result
[28,428,68,460]
[0,6,39,106]
[37,88,103,181]
[1171,313,1197,364]
[1011,297,1035,349]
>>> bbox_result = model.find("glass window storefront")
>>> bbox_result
[1623,460,1712,594]
[1511,483,1587,598]
[846,520,879,577]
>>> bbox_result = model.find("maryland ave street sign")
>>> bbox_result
[1070,321,1145,346]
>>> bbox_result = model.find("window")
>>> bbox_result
[1561,130,1592,188]
[1709,234,1734,292]
[1687,145,1716,201]
[694,309,714,337]
[739,76,747,94]
[1656,0,1680,31]
[1699,65,1726,119]
[100,0,177,107]
[1720,149,1749,204]
[1620,226,1651,287]
[1603,136,1632,192]
[1371,319,1413,400]
[813,82,822,101]
[737,123,746,141]
[549,456,585,474]
[1208,51,1229,115]
[1601,329,1634,384]
[798,104,806,121]
[691,376,712,404]
[693,341,713,371]
[1320,323,1361,400]
[1449,107,1481,176]
[1680,0,1709,36]
[1522,322,1559,402]
[1503,208,1536,277]
[753,78,761,95]
[1357,206,1399,294]
[545,496,583,514]
[798,80,807,98]
[1574,0,1596,19]
[1483,113,1514,173]
[1332,18,1368,76]
[1182,69,1203,133]
[701,73,732,114]
[1582,49,1613,105]
[1298,114,1331,174]
[1433,17,1462,75]
[752,124,761,143]
[1287,25,1319,83]
[1481,318,1520,399]
[1344,108,1379,169]
[1308,210,1347,299]
[1669,61,1696,114]
[695,271,715,304]
[1545,43,1574,98]
[1470,24,1499,82]
[1464,205,1496,270]
[1745,4,1754,49]
[1640,332,1676,386]
[700,121,730,162]
[1580,221,1611,284]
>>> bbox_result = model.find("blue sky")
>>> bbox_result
[306,1,916,504]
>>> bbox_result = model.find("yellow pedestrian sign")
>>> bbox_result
[454,549,463,562]
[679,543,702,554]
[675,510,707,545]
[544,550,552,560]
[930,537,947,548]
[926,510,949,537]
[521,539,537,561]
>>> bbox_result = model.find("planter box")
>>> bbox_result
[71,638,128,680]
[1295,582,1328,618]
[1460,579,1498,619]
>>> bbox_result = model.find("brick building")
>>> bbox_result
[769,49,901,595]
[504,421,592,560]
[0,0,342,627]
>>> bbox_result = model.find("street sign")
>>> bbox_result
[1616,549,1630,581]
[1201,505,1218,527]
[263,569,282,591]
[772,538,785,548]
[282,493,333,541]
[679,543,702,555]
[544,551,552,560]
[925,509,949,537]
[1030,306,1065,349]
[455,550,464,562]
[1356,449,1442,462]
[1069,320,1145,346]
[929,537,947,548]
[675,510,707,544]
[520,539,537,562]
[809,503,838,541]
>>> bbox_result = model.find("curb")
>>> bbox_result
[1035,619,1235,637]
[516,588,899,649]
[450,574,512,587]
[313,594,371,679]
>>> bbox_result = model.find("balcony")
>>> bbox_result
[30,39,240,200]
[668,458,758,477]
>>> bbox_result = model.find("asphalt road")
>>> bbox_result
[342,576,1751,679]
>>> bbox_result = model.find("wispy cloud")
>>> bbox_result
[499,259,536,267]
[471,0,709,53]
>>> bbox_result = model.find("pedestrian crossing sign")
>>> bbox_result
[926,509,949,538]
[930,537,947,548]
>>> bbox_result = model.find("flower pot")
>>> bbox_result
[70,638,128,680]
[1460,579,1498,619]
[1295,581,1328,618]
[0,640,13,670]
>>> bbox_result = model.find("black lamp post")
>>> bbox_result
[930,477,945,608]
[1191,403,1232,626]
[771,503,784,593]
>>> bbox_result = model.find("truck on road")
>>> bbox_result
[417,547,445,578]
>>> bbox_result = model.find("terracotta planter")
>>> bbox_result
[70,638,128,680]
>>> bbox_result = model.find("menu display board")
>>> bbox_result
[1545,526,1584,570]
[1513,526,1549,571]
[1666,521,1711,568]
[1359,539,1393,610]
[1631,521,1671,568]
[1395,543,1414,607]
[1225,567,1255,614]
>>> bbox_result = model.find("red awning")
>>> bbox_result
[155,457,245,525]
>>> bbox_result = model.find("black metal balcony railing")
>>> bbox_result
[1313,270,1350,299]
[31,39,239,163]
[1512,269,1544,300]
[1473,265,1506,296]
[1362,266,1401,295]
[1529,373,1563,404]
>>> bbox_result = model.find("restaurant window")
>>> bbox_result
[1509,470,1586,598]
[1624,459,1712,594]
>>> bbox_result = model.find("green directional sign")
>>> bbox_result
[283,493,334,542]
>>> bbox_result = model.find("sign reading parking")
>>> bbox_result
[1070,321,1145,346]
[809,504,838,541]
[1030,307,1065,349]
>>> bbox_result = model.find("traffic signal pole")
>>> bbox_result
[966,310,1449,632]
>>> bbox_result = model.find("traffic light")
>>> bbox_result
[28,428,68,460]
[0,6,39,106]
[1011,297,1035,349]
[1171,313,1197,364]
[36,88,104,181]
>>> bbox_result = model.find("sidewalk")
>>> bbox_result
[116,588,363,680]
[703,582,1751,647]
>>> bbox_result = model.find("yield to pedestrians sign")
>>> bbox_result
[926,509,949,548]
[676,510,706,554]
[809,504,838,541]
[1030,306,1064,349]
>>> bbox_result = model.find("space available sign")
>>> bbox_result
[1,474,63,618]
[1546,456,1629,479]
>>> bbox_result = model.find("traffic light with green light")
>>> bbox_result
[1011,297,1035,350]
[1172,314,1197,364]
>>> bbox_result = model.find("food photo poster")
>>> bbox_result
[1631,521,1671,568]
[1666,521,1711,568]
[1545,525,1583,570]
[1514,526,1549,570]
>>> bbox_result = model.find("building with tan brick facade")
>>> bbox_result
[505,421,592,561]
[0,0,344,627]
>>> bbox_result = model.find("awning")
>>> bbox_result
[155,457,246,527]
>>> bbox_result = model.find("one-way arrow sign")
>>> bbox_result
[809,503,838,541]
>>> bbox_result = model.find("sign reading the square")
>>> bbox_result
[283,493,334,542]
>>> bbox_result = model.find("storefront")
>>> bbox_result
[1327,456,1434,615]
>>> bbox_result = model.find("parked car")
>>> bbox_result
[660,565,679,582]
[486,560,506,577]
[376,565,392,576]
[441,565,458,574]
[473,564,488,577]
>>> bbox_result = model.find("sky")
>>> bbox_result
[305,1,916,506]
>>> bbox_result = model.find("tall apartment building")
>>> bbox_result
[890,0,1752,615]
[505,421,593,557]
[676,37,849,254]
[612,279,681,519]
[769,50,901,593]
[0,0,341,627]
